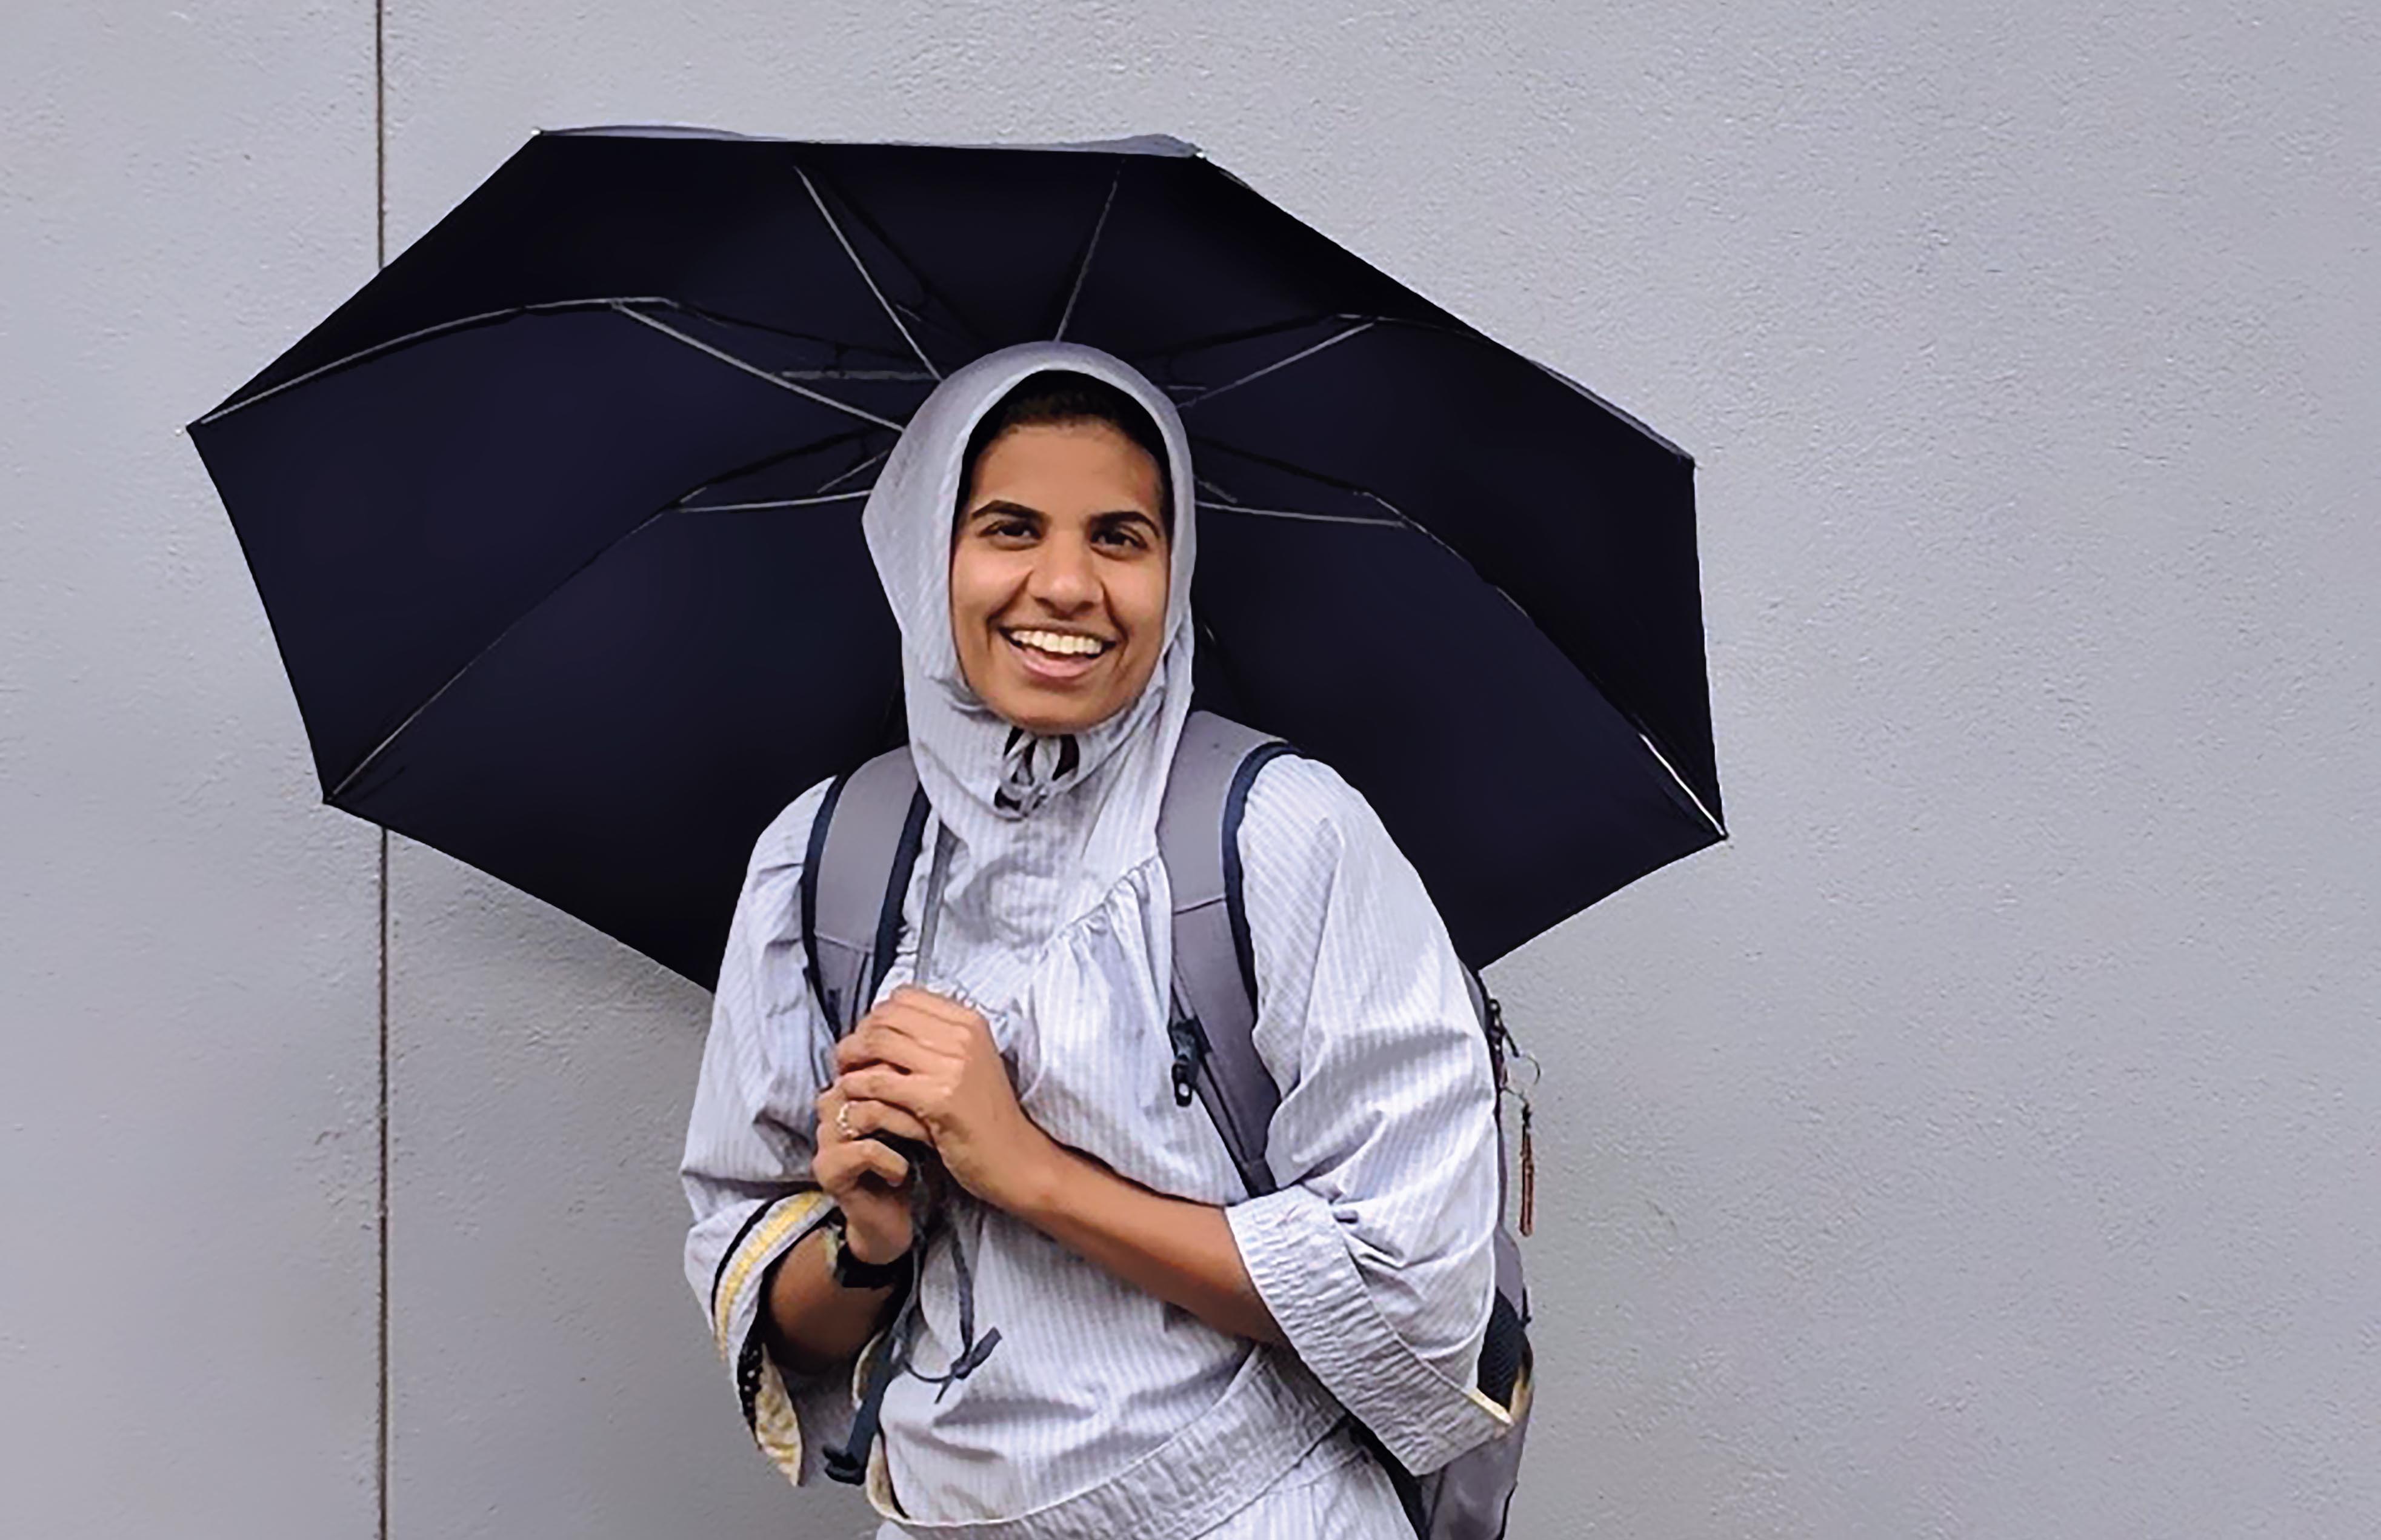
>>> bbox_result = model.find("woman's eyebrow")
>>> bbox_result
[966,499,1045,522]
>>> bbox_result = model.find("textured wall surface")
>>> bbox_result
[0,5,384,1538]
[4,2,2375,1538]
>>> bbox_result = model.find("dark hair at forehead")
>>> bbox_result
[955,370,1174,535]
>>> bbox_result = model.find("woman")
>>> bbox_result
[681,341,1511,1538]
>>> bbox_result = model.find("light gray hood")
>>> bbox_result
[859,341,1199,983]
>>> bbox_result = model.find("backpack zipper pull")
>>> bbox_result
[1486,990,1540,1237]
[1167,1018,1205,1107]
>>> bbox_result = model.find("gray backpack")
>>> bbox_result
[800,709,1534,1538]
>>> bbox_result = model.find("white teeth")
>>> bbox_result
[1011,629,1108,657]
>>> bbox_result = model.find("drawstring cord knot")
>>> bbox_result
[991,725,1081,817]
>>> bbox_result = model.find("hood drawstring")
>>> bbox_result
[991,725,1082,818]
[868,729,1094,1415]
[825,821,1002,1484]
[850,823,1000,1440]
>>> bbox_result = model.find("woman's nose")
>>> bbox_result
[1026,532,1097,611]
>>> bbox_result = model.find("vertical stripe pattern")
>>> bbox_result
[680,754,1510,1534]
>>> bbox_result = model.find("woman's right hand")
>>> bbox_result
[813,1084,931,1265]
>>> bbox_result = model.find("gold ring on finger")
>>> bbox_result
[836,1101,854,1141]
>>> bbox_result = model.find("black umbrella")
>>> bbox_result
[187,125,1723,986]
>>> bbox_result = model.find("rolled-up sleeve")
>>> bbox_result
[1221,756,1513,1477]
[679,777,856,1487]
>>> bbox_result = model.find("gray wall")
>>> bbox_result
[4,3,2374,1537]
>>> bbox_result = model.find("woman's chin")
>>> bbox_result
[993,697,1110,737]
[985,679,1134,738]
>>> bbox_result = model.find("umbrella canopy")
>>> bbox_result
[188,125,1723,986]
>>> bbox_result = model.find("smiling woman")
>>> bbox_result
[681,342,1507,1540]
[947,373,1176,737]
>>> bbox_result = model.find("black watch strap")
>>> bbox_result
[826,1209,911,1290]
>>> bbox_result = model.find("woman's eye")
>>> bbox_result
[1096,526,1149,550]
[987,519,1035,540]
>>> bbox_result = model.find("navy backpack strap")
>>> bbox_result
[802,747,929,1035]
[1159,711,1297,1200]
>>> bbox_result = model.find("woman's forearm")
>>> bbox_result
[1005,1137,1285,1347]
[761,1223,905,1376]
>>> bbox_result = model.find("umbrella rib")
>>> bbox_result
[802,162,997,352]
[610,305,906,430]
[1191,470,1254,504]
[1631,729,1728,838]
[1197,442,1727,840]
[1052,162,1122,342]
[1192,467,1394,528]
[1337,480,1727,839]
[1200,500,1400,529]
[188,296,940,428]
[682,488,876,513]
[796,165,942,380]
[1173,320,1376,410]
[779,367,939,382]
[1530,357,1693,464]
[325,494,692,803]
[1127,312,1371,367]
[812,446,892,496]
[330,451,890,803]
[665,422,888,513]
[191,296,688,423]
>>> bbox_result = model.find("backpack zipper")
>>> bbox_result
[1167,1016,1208,1107]
[1168,1012,1272,1197]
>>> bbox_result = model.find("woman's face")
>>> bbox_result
[949,419,1170,737]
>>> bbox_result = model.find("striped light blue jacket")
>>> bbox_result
[680,751,1513,1538]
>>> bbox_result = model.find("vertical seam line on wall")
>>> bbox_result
[377,826,389,1540]
[373,5,388,1539]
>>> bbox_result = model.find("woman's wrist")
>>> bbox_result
[826,1205,913,1282]
[993,1124,1076,1223]
[833,1200,914,1275]
[762,1223,896,1376]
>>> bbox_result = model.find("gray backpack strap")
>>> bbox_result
[801,747,930,1035]
[802,746,982,1490]
[1158,711,1298,1200]
[1167,717,1535,1539]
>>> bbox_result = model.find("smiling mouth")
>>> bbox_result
[1004,627,1115,660]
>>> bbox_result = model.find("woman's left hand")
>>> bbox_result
[833,985,1057,1214]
